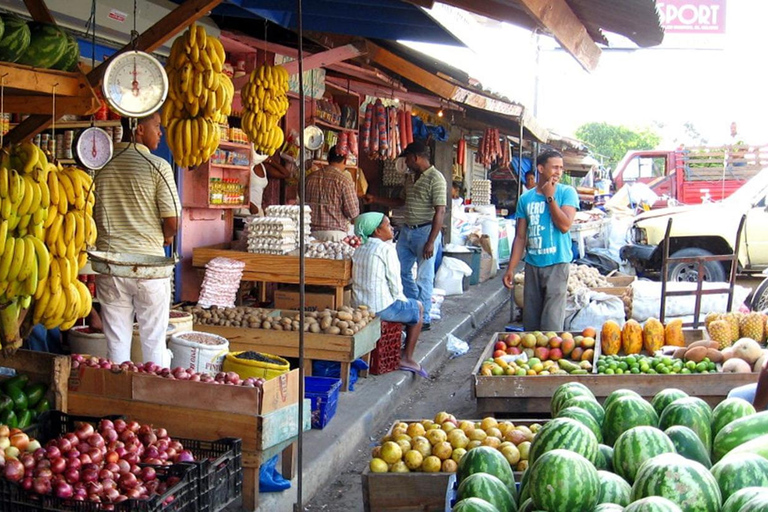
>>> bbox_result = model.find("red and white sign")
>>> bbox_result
[108,9,127,23]
[658,0,726,33]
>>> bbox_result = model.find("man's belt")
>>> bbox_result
[404,222,432,229]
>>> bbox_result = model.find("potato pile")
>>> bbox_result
[567,264,611,294]
[183,305,375,335]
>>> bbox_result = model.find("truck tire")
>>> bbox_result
[666,247,726,282]
[750,277,768,312]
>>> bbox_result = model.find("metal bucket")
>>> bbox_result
[88,250,179,279]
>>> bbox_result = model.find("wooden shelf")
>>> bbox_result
[211,163,251,171]
[206,203,247,209]
[218,141,251,150]
[311,118,348,132]
[9,120,121,130]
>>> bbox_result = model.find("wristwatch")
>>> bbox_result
[546,196,554,204]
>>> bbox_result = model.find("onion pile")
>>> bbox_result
[70,355,266,388]
[1,418,191,506]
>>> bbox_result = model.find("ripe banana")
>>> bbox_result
[59,257,72,288]
[0,237,14,282]
[16,236,35,282]
[6,237,25,282]
[48,258,61,292]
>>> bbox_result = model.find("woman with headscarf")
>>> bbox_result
[351,213,427,377]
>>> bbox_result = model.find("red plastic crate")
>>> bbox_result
[369,321,403,375]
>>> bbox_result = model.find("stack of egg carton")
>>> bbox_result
[266,205,312,249]
[471,179,492,205]
[246,217,298,254]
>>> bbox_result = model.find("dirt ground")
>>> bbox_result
[303,309,512,511]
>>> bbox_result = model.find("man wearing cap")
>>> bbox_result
[305,145,360,241]
[365,141,446,329]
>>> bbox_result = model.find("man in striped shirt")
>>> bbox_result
[364,141,446,329]
[93,113,181,365]
[305,145,359,241]
[352,213,427,377]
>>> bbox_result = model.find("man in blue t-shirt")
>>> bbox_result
[503,150,579,331]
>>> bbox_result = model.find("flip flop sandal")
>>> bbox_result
[399,365,429,378]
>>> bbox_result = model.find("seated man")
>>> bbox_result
[728,356,768,410]
[351,212,427,378]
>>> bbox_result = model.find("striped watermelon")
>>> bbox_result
[518,467,531,504]
[711,398,756,440]
[651,388,689,416]
[710,453,768,502]
[598,444,614,471]
[624,496,684,512]
[603,388,642,411]
[456,472,515,512]
[594,504,624,512]
[659,400,711,454]
[738,495,768,512]
[603,396,659,447]
[672,396,713,423]
[17,22,67,68]
[528,417,598,466]
[517,497,535,512]
[631,453,722,512]
[597,470,632,506]
[0,15,5,42]
[713,410,768,461]
[457,446,515,496]
[556,406,603,442]
[664,425,711,469]
[451,497,500,512]
[613,426,677,484]
[529,449,600,512]
[721,487,768,512]
[0,14,30,63]
[560,395,605,425]
[551,382,595,416]
[720,432,768,463]
[51,31,79,71]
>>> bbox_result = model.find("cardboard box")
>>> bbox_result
[274,286,350,311]
[592,275,636,297]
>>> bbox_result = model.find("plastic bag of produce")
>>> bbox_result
[435,257,473,296]
[565,289,625,331]
[630,280,751,322]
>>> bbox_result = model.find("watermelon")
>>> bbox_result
[518,467,531,504]
[672,396,713,423]
[624,496,684,512]
[603,388,642,411]
[17,22,67,69]
[631,453,722,512]
[598,444,614,471]
[597,470,632,506]
[556,406,603,442]
[713,410,768,461]
[738,495,768,512]
[451,497,499,512]
[710,453,768,502]
[664,425,711,469]
[529,449,600,512]
[721,487,768,512]
[0,14,30,64]
[0,15,5,42]
[594,504,624,512]
[50,31,79,71]
[560,395,605,425]
[551,382,595,416]
[651,388,689,416]
[711,398,756,440]
[602,396,659,447]
[457,446,515,495]
[457,473,516,512]
[613,426,677,484]
[517,498,535,512]
[659,400,711,454]
[528,417,598,466]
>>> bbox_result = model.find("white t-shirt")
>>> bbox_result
[249,164,269,215]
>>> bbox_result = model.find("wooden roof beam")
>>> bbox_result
[325,76,458,110]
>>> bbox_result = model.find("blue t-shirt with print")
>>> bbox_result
[516,183,579,267]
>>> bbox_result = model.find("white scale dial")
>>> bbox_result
[102,51,168,118]
[74,127,113,170]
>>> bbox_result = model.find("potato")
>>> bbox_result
[320,317,332,330]
[273,323,283,331]
[309,323,320,333]
[342,328,354,336]
[325,326,341,335]
[262,321,272,329]
[337,311,353,321]
[337,321,349,330]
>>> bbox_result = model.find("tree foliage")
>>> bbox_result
[575,122,661,170]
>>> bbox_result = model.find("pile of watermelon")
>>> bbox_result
[451,382,768,512]
[0,13,79,71]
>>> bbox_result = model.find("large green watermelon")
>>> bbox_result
[721,487,768,512]
[722,432,768,462]
[624,496,684,512]
[517,497,535,512]
[603,388,642,411]
[551,382,595,416]
[613,426,677,484]
[456,472,516,512]
[17,22,67,68]
[713,410,768,461]
[710,453,768,502]
[664,425,711,469]
[598,444,614,471]
[50,31,79,71]
[528,417,598,466]
[556,406,603,442]
[518,467,531,504]
[0,16,5,42]
[529,449,600,512]
[738,495,768,512]
[597,470,632,506]
[0,14,30,63]
[594,504,624,512]
[651,388,689,416]
[659,400,712,453]
[457,446,515,496]
[631,453,722,512]
[672,396,713,423]
[451,497,499,512]
[711,398,756,440]
[560,395,605,425]
[603,396,659,447]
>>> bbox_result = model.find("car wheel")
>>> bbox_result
[666,247,727,282]
[751,277,768,312]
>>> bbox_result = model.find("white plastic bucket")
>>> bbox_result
[169,331,229,375]
[168,311,194,336]
[68,326,108,358]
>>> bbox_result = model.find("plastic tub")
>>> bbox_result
[222,351,290,380]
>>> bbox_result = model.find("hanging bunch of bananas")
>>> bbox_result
[0,142,95,354]
[162,23,234,168]
[241,64,290,156]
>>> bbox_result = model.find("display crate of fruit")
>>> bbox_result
[473,329,756,415]
[362,413,543,512]
[0,349,70,414]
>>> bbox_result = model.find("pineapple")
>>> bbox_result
[708,319,732,349]
[705,312,720,329]
[722,313,741,342]
[740,312,766,342]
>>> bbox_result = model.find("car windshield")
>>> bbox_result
[724,168,768,206]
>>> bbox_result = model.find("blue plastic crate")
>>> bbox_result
[305,376,342,429]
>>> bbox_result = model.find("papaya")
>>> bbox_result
[643,318,665,353]
[621,319,643,354]
[601,320,621,356]
[664,318,685,347]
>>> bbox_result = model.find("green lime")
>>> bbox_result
[660,366,671,374]
[626,356,637,366]
[662,357,674,367]
[630,367,640,374]
[702,357,710,364]
[647,369,657,374]
[605,368,615,375]
[686,361,697,370]
[609,363,618,370]
[616,368,624,375]
[696,362,708,372]
[640,363,650,373]
[708,362,716,371]
[655,364,665,372]
[618,362,629,371]
[681,368,691,374]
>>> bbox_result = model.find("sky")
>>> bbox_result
[403,0,768,148]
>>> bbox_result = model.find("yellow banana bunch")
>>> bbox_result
[162,23,232,168]
[241,64,290,156]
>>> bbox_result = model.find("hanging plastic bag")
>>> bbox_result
[259,455,291,492]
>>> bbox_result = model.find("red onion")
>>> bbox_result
[105,451,119,464]
[50,457,66,474]
[79,453,92,465]
[88,434,105,449]
[33,476,53,495]
[20,454,36,470]
[21,476,33,491]
[46,445,61,459]
[65,457,81,470]
[75,423,94,441]
[114,420,127,433]
[116,459,130,474]
[4,459,25,482]
[144,446,160,460]
[125,488,142,499]
[64,468,80,484]
[118,472,138,490]
[105,462,120,474]
[103,429,119,443]
[88,448,104,464]
[81,468,99,483]
[104,487,120,502]
[35,467,53,479]
[130,464,141,475]
[176,450,194,463]
[139,467,156,482]
[86,480,103,496]
[54,481,74,499]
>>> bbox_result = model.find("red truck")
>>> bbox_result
[611,145,768,206]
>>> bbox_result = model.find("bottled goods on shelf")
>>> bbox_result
[209,178,245,206]
[314,99,342,126]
